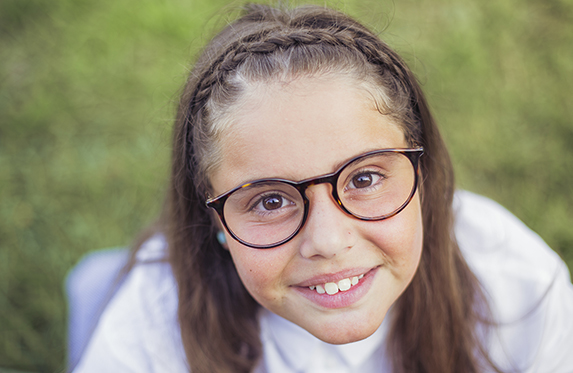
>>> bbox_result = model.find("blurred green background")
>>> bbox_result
[1,0,571,371]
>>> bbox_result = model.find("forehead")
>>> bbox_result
[210,77,407,194]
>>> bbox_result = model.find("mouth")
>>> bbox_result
[308,274,365,295]
[293,267,378,309]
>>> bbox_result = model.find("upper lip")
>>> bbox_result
[293,266,377,287]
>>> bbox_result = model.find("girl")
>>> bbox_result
[72,4,573,372]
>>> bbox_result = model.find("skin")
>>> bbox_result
[210,76,424,344]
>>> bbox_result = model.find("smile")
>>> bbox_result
[294,267,378,309]
[309,274,365,295]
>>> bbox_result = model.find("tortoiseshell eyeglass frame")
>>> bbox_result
[205,148,424,249]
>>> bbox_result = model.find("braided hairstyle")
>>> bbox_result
[164,4,496,373]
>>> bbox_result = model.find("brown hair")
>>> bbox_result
[161,4,498,372]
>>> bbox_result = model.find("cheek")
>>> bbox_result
[227,243,290,303]
[229,248,270,289]
[366,196,423,276]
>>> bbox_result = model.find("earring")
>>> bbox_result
[216,231,227,246]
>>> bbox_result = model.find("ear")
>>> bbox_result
[217,231,229,250]
[208,209,229,250]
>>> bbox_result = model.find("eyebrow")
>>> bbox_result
[330,147,386,171]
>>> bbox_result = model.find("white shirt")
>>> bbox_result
[73,191,573,372]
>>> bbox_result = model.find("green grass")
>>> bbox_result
[1,0,572,371]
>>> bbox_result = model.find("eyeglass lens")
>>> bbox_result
[221,151,417,247]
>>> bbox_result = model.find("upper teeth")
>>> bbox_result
[309,274,364,295]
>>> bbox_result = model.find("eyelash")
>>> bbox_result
[247,192,293,215]
[345,168,386,191]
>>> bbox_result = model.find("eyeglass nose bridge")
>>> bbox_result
[291,171,349,228]
[296,173,339,196]
[273,173,340,251]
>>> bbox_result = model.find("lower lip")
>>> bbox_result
[293,267,378,309]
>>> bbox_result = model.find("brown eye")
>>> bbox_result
[351,174,373,188]
[262,196,283,210]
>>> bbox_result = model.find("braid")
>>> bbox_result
[191,26,408,109]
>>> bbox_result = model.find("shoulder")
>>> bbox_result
[454,191,573,372]
[73,235,189,372]
[453,190,565,286]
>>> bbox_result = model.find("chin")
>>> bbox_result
[308,320,381,345]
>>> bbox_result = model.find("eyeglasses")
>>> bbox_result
[206,148,424,249]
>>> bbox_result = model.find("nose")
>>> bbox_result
[297,184,356,259]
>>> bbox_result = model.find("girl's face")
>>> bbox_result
[210,77,423,344]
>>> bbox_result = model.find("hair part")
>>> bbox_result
[160,4,502,373]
